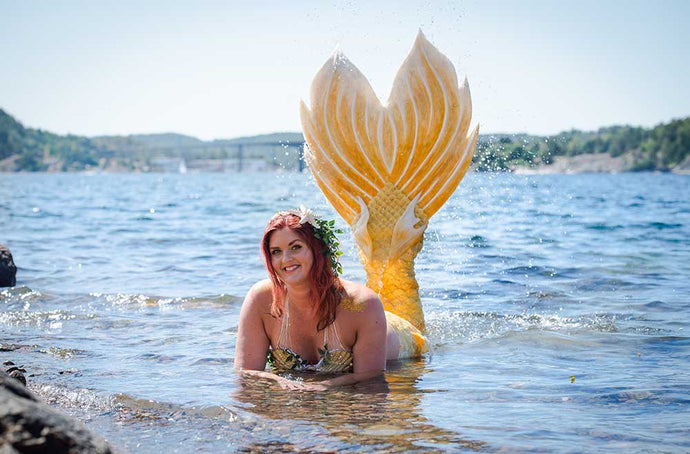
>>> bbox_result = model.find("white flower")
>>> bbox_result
[287,205,320,229]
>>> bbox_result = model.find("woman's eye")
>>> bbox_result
[291,244,302,250]
[271,249,281,255]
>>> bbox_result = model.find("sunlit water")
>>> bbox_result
[1,172,689,453]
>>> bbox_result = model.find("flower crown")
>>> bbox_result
[277,206,344,276]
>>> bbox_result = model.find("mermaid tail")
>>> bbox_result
[300,32,478,333]
[386,311,428,358]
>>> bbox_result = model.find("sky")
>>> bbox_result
[2,0,689,141]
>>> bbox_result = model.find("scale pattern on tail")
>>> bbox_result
[300,31,477,332]
[364,183,427,330]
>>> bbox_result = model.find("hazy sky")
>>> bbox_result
[2,0,689,140]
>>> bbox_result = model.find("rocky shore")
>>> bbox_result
[513,152,690,175]
[1,364,114,453]
[2,249,112,453]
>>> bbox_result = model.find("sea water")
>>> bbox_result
[1,172,689,453]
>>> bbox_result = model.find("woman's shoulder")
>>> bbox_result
[243,279,274,309]
[250,278,273,294]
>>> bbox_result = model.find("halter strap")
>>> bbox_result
[277,298,292,347]
[277,298,345,351]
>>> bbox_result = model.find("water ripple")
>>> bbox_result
[425,310,621,346]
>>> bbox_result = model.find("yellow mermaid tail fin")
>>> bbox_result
[300,32,478,331]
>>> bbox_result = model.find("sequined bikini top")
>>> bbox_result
[267,299,353,374]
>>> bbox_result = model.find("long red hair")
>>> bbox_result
[261,212,343,331]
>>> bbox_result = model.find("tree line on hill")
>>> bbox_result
[0,109,101,171]
[473,118,690,172]
[1,108,689,172]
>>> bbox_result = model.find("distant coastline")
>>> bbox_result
[2,108,689,174]
[513,152,690,175]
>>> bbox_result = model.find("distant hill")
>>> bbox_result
[0,108,102,171]
[1,107,689,173]
[473,119,690,173]
[93,133,204,151]
[92,131,305,150]
[0,109,307,172]
[213,132,305,145]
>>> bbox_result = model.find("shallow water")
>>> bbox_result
[1,172,689,453]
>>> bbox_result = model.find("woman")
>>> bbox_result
[234,207,423,391]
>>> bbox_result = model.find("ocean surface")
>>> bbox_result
[1,171,689,453]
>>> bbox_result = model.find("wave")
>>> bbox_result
[87,292,243,309]
[31,382,240,426]
[0,308,89,330]
[425,310,620,347]
[1,286,242,310]
[1,286,46,307]
[502,265,560,278]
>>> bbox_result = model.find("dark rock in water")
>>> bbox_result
[0,371,113,453]
[0,370,33,401]
[6,367,27,386]
[0,345,31,353]
[0,244,17,287]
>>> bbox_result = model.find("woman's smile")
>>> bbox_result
[269,228,313,284]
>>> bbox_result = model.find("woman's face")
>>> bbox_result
[268,227,314,286]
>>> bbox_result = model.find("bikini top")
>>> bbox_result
[267,299,353,374]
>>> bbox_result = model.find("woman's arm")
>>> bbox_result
[351,293,388,373]
[234,282,271,371]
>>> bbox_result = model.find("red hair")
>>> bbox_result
[261,212,343,331]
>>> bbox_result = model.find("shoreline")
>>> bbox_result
[3,149,690,175]
[513,152,690,175]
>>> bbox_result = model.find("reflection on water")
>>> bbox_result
[233,360,486,452]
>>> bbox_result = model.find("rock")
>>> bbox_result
[5,367,26,387]
[0,371,113,453]
[0,245,17,287]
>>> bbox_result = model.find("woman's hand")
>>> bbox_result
[277,380,329,392]
[238,369,329,391]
